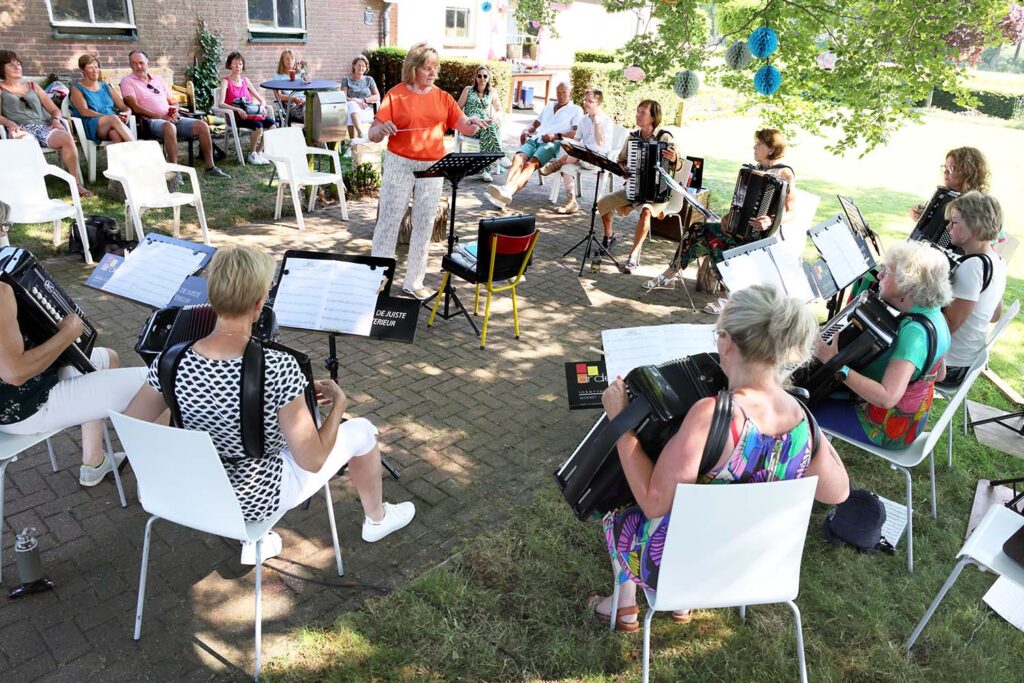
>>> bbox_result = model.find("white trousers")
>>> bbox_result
[345,102,374,127]
[277,417,378,511]
[0,349,148,436]
[371,151,445,291]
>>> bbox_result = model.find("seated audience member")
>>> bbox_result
[937,191,1007,390]
[120,49,230,178]
[590,284,850,631]
[645,128,795,291]
[595,99,682,273]
[69,54,134,146]
[275,50,306,123]
[537,88,612,214]
[813,241,952,450]
[218,51,275,166]
[0,50,91,196]
[0,277,147,486]
[485,81,581,210]
[341,55,379,141]
[125,246,415,562]
[909,146,989,222]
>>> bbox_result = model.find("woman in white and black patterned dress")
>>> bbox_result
[125,246,414,563]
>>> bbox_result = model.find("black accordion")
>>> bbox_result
[625,139,672,204]
[0,247,98,374]
[725,165,788,241]
[910,187,960,249]
[791,291,900,406]
[554,353,726,519]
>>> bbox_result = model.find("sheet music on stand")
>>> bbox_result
[85,234,214,308]
[809,215,874,290]
[658,167,720,221]
[559,140,625,176]
[717,236,818,303]
[602,324,718,381]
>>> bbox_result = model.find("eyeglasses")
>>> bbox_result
[939,164,957,173]
[877,264,890,278]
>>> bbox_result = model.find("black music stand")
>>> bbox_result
[414,152,503,333]
[558,141,627,276]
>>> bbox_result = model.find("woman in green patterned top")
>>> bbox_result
[456,65,503,182]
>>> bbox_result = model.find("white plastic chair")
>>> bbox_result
[822,348,989,573]
[211,85,248,165]
[1,424,128,582]
[62,95,137,183]
[547,124,627,204]
[0,116,83,185]
[263,127,348,230]
[774,188,821,259]
[906,503,1024,650]
[613,477,818,683]
[108,411,345,681]
[104,140,210,244]
[0,137,91,262]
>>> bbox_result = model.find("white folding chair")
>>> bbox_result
[823,349,990,573]
[547,124,627,204]
[906,503,1024,649]
[108,411,345,682]
[614,477,818,683]
[211,85,247,165]
[104,140,210,244]
[263,127,348,230]
[62,95,137,183]
[1,424,128,582]
[0,137,91,262]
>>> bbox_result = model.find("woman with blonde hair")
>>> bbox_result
[368,43,490,300]
[909,146,990,222]
[69,54,134,145]
[590,284,850,630]
[814,241,952,449]
[274,49,306,123]
[125,245,415,563]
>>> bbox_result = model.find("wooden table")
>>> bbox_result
[508,71,555,112]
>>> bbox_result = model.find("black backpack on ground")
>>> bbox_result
[822,488,896,554]
[69,216,136,262]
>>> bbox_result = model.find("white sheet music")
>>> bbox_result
[811,217,870,289]
[983,577,1024,631]
[879,495,908,548]
[273,258,385,335]
[717,238,817,303]
[602,324,717,380]
[771,245,817,302]
[101,240,206,307]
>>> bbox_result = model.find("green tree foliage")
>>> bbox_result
[603,0,1011,154]
[514,0,573,38]
[186,19,223,113]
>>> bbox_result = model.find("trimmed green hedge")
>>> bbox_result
[570,62,679,126]
[931,87,1022,119]
[366,48,512,112]
[573,49,617,64]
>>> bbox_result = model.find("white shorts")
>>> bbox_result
[276,417,378,511]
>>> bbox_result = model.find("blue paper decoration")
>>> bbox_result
[754,64,782,95]
[748,27,779,59]
[724,40,752,70]
[673,70,700,99]
[482,1,492,11]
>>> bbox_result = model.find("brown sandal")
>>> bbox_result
[671,609,692,624]
[588,594,641,633]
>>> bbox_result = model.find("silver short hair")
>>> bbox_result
[885,241,953,309]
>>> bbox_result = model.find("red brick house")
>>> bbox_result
[3,0,399,88]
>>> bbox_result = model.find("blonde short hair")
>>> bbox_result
[945,190,1003,242]
[402,43,439,85]
[885,241,953,309]
[206,246,275,318]
[716,284,818,378]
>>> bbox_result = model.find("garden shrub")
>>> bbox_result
[570,62,679,126]
[367,48,512,111]
[931,87,1021,119]
[574,49,617,64]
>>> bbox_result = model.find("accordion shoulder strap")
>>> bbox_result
[698,390,733,479]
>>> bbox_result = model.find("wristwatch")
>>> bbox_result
[835,365,851,382]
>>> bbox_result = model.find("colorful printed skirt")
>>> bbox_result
[603,507,671,590]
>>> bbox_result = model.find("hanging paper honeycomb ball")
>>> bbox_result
[816,50,837,71]
[725,40,753,71]
[754,64,782,95]
[623,65,646,83]
[673,70,700,99]
[748,26,779,59]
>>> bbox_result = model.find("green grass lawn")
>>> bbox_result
[966,68,1024,95]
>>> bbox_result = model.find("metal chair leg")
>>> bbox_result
[103,423,127,508]
[46,437,58,472]
[323,484,344,576]
[739,605,746,623]
[899,465,914,574]
[254,538,263,682]
[928,449,937,520]
[609,581,620,632]
[0,457,14,584]
[134,515,158,640]
[948,419,954,469]
[905,557,977,649]
[787,600,809,683]
[641,608,656,683]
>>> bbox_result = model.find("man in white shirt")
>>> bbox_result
[486,81,582,209]
[537,88,611,214]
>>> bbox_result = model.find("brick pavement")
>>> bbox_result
[0,142,720,681]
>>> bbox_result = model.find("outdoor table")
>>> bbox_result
[260,78,341,128]
[508,71,554,112]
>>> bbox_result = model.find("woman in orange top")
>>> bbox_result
[368,42,489,300]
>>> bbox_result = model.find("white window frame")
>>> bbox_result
[247,0,307,35]
[45,0,137,30]
[443,4,475,46]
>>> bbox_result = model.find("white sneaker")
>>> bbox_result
[247,151,269,166]
[79,451,127,487]
[481,170,493,183]
[240,531,283,565]
[362,501,416,543]
[486,185,512,209]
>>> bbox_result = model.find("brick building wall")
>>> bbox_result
[1,0,398,87]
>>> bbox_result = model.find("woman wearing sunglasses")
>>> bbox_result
[0,50,91,196]
[456,65,503,182]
